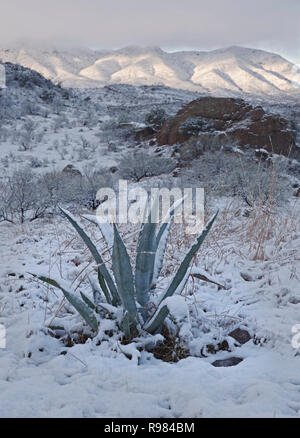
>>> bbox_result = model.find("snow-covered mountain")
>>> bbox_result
[0,44,300,94]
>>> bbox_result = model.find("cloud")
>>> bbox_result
[1,0,300,61]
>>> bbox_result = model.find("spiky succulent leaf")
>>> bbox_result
[112,225,139,325]
[33,275,98,332]
[152,196,185,288]
[96,268,112,305]
[121,311,132,339]
[135,222,157,319]
[88,275,104,309]
[135,196,161,319]
[152,217,173,288]
[144,302,169,334]
[155,222,168,248]
[80,291,97,312]
[157,212,218,306]
[59,207,119,306]
[97,222,114,249]
[82,215,114,251]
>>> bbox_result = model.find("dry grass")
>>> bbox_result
[151,326,189,363]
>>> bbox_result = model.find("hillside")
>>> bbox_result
[1,45,300,95]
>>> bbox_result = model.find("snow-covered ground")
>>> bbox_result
[0,198,299,418]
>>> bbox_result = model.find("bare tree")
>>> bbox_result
[119,150,176,182]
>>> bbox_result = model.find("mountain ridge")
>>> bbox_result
[0,45,300,95]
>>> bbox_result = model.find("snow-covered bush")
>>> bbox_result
[145,107,167,131]
[29,157,43,168]
[18,119,38,151]
[81,166,115,209]
[119,150,176,182]
[39,167,115,210]
[0,177,14,223]
[34,207,218,342]
[0,164,116,223]
[0,167,50,223]
[179,118,216,136]
[181,150,290,207]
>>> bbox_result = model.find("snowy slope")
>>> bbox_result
[1,44,300,94]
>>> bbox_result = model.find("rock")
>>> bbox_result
[206,341,230,355]
[255,149,271,161]
[212,357,244,367]
[156,97,295,158]
[240,272,254,282]
[229,328,251,345]
[62,164,82,177]
[109,166,118,174]
[251,106,265,122]
[135,126,156,142]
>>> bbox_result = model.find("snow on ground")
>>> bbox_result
[0,199,299,418]
[0,77,199,177]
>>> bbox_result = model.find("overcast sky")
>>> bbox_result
[1,0,300,62]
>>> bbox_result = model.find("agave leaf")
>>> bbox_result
[88,275,104,309]
[96,268,112,305]
[82,215,114,250]
[155,195,185,247]
[33,275,98,332]
[152,216,173,289]
[59,207,120,306]
[157,212,218,306]
[153,196,186,287]
[144,302,169,334]
[135,196,161,320]
[97,302,120,316]
[97,222,114,249]
[121,311,132,339]
[80,291,97,312]
[135,222,157,320]
[112,225,139,325]
[155,222,168,248]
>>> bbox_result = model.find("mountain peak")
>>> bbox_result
[0,45,298,94]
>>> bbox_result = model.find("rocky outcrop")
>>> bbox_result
[135,126,156,142]
[156,97,295,157]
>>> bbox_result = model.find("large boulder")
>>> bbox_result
[156,97,295,157]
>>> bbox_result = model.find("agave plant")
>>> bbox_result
[33,205,218,339]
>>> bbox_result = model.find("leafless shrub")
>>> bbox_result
[119,150,176,182]
[181,150,291,208]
